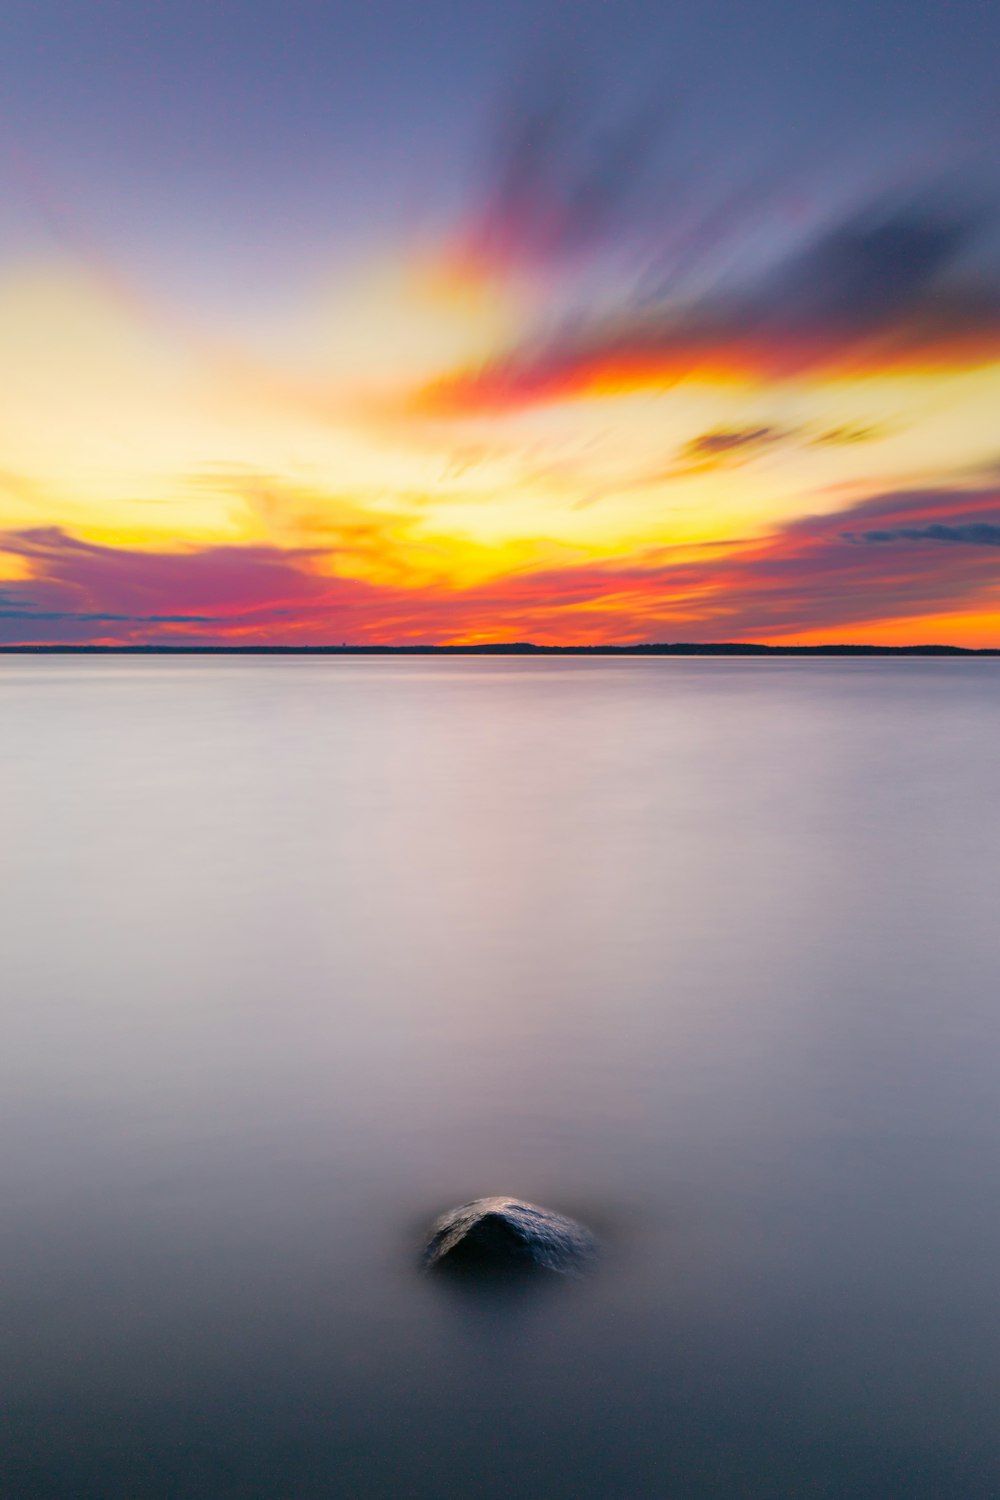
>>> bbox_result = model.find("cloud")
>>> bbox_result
[409,191,1000,419]
[0,527,331,614]
[667,424,793,474]
[649,480,1000,635]
[0,527,368,643]
[0,609,217,623]
[432,478,1000,640]
[806,422,887,447]
[755,201,986,327]
[456,56,669,277]
[3,476,999,646]
[684,427,784,457]
[843,521,1000,547]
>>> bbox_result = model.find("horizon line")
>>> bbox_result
[2,642,999,657]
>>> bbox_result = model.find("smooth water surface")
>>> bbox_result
[2,657,999,1498]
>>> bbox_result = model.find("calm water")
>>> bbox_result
[2,656,999,1499]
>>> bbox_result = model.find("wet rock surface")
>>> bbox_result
[423,1197,596,1278]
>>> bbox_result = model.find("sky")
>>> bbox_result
[2,0,1000,646]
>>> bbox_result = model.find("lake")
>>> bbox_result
[2,656,999,1498]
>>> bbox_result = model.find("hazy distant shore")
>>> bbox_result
[1,643,998,657]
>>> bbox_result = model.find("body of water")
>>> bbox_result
[2,656,999,1497]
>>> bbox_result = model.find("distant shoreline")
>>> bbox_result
[2,643,999,657]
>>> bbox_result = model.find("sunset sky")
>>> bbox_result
[2,0,1000,645]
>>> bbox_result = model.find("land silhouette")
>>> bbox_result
[1,643,998,657]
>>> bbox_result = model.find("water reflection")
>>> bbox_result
[1,658,999,1497]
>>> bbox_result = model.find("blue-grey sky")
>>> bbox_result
[4,0,999,302]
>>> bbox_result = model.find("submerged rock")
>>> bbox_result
[423,1197,596,1277]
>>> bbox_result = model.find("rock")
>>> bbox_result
[423,1197,596,1277]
